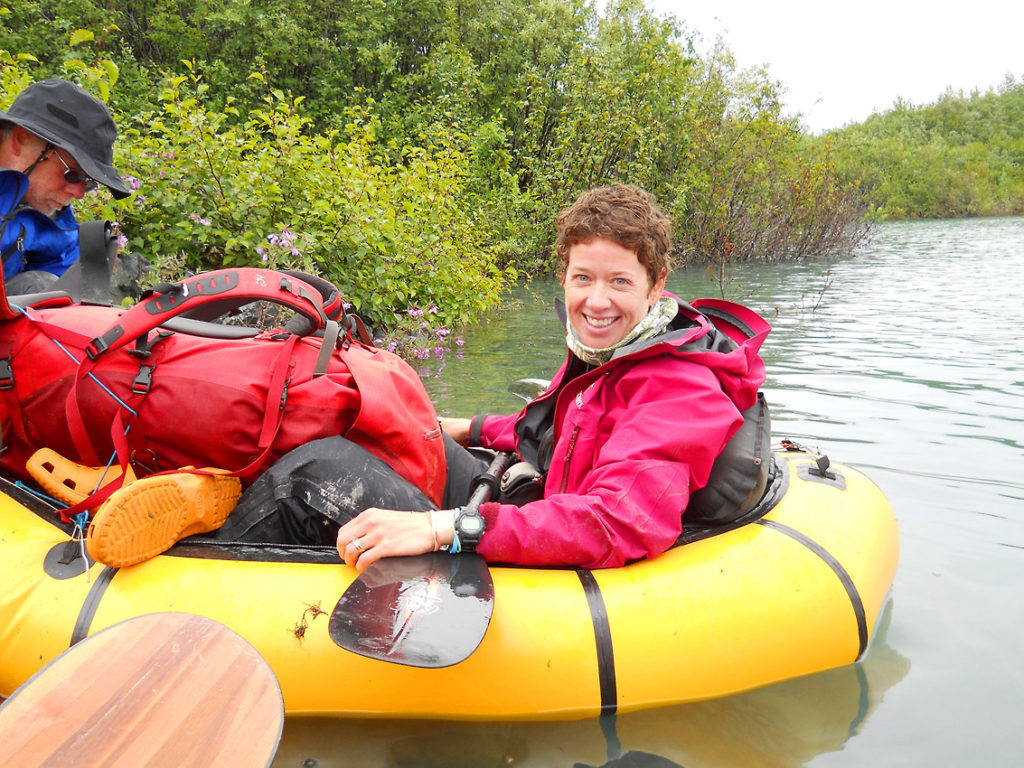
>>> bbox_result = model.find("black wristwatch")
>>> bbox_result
[453,506,486,552]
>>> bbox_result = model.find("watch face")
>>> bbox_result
[455,509,486,551]
[459,515,484,534]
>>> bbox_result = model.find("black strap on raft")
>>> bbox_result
[756,519,870,659]
[69,566,119,646]
[577,569,618,715]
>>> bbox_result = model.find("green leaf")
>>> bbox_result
[69,29,95,47]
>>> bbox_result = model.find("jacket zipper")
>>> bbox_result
[558,381,598,492]
[559,426,580,493]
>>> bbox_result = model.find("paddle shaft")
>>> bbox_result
[465,450,516,510]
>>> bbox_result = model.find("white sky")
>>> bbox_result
[642,1,1024,133]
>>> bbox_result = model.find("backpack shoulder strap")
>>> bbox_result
[51,219,118,304]
[85,268,329,359]
[686,392,772,525]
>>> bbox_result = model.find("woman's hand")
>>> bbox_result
[439,416,472,446]
[336,507,454,571]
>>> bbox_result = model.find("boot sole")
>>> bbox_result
[87,472,241,568]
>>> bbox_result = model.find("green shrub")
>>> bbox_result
[3,47,510,352]
[109,67,509,333]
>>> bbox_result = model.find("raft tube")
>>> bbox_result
[0,449,898,720]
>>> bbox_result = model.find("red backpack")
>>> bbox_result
[0,268,446,508]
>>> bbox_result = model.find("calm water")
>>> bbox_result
[274,217,1024,767]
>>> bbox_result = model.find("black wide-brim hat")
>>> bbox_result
[0,78,131,199]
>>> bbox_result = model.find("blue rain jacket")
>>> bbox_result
[1,168,80,280]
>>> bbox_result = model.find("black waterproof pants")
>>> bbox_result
[214,434,489,546]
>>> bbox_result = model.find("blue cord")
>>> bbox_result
[49,337,139,417]
[93,452,123,494]
[15,305,139,417]
[17,304,136,496]
[13,480,66,507]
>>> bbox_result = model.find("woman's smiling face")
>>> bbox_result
[562,237,666,349]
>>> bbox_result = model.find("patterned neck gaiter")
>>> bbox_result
[565,296,678,366]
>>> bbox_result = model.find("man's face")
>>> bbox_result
[11,128,89,216]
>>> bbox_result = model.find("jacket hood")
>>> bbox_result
[556,294,770,409]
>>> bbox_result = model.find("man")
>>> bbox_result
[0,78,130,295]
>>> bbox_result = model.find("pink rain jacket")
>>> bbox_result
[472,296,770,569]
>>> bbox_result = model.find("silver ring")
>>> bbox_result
[350,536,366,554]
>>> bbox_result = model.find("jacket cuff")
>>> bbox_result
[479,501,501,529]
[469,415,486,447]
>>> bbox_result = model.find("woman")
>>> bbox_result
[336,184,770,571]
[79,184,768,570]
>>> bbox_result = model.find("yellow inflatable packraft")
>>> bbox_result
[0,450,898,720]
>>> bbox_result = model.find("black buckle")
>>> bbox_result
[279,377,290,410]
[0,356,13,390]
[132,364,154,394]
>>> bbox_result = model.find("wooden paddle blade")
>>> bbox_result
[329,552,494,668]
[0,612,283,768]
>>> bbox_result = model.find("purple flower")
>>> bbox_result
[434,346,444,359]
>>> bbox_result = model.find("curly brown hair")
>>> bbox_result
[555,184,674,286]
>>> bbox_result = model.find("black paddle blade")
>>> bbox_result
[329,552,494,668]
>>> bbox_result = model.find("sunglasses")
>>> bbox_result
[49,147,98,191]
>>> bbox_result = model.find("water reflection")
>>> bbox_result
[272,603,908,767]
[278,217,1023,766]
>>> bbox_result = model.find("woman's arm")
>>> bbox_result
[337,507,457,571]
[475,363,744,568]
[438,417,471,446]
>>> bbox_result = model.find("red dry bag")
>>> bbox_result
[0,268,446,506]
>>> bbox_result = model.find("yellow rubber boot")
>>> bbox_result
[86,469,241,568]
[26,448,137,507]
